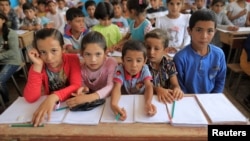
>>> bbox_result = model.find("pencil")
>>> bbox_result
[55,106,68,111]
[10,123,44,127]
[171,101,176,119]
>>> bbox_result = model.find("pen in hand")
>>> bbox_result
[171,101,176,119]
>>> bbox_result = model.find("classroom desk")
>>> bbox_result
[0,123,207,141]
[17,30,34,49]
[218,27,250,63]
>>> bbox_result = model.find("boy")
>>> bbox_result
[57,0,69,16]
[84,0,99,29]
[64,7,89,54]
[173,9,227,94]
[191,0,207,14]
[0,0,19,30]
[19,2,42,31]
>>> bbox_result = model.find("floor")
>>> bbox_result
[1,68,250,119]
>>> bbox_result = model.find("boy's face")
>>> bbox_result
[121,0,127,12]
[57,1,65,9]
[87,5,96,18]
[114,4,122,18]
[0,1,10,15]
[211,2,224,14]
[47,2,57,13]
[188,21,216,50]
[37,4,46,12]
[195,0,205,9]
[150,0,160,9]
[145,37,166,64]
[167,0,183,16]
[24,9,36,20]
[99,17,112,26]
[68,17,85,33]
[122,50,146,76]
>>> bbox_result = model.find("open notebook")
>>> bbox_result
[195,94,248,125]
[100,95,170,123]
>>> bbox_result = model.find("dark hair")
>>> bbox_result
[22,2,36,11]
[0,11,9,50]
[94,2,114,20]
[33,28,64,49]
[122,40,147,60]
[37,0,46,5]
[211,0,225,6]
[66,7,84,21]
[145,28,169,48]
[85,0,96,10]
[111,0,122,6]
[127,0,148,15]
[81,31,107,54]
[0,0,10,5]
[189,9,217,29]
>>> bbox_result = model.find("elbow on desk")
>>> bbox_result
[23,89,41,103]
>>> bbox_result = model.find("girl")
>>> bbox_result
[24,28,82,127]
[111,40,156,121]
[155,0,190,56]
[0,11,22,104]
[145,29,184,104]
[66,31,118,108]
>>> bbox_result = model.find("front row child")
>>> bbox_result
[111,40,157,121]
[24,28,82,127]
[145,29,184,103]
[66,31,118,108]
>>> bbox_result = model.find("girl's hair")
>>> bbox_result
[189,9,217,29]
[0,11,10,50]
[33,28,64,49]
[144,28,169,48]
[211,0,225,6]
[94,2,114,20]
[127,0,148,15]
[81,31,107,52]
[122,40,147,60]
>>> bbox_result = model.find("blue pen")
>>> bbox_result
[55,106,68,111]
[115,113,121,121]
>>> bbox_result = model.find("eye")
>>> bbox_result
[208,29,214,33]
[195,28,202,32]
[84,53,91,57]
[96,52,102,56]
[137,59,143,63]
[39,51,46,55]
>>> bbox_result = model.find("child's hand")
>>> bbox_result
[172,87,184,101]
[111,105,127,121]
[28,48,43,66]
[76,86,89,95]
[156,87,175,103]
[227,26,239,31]
[66,93,91,108]
[145,103,157,116]
[32,94,59,127]
[239,9,247,16]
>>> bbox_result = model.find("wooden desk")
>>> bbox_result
[17,30,34,49]
[0,123,207,141]
[218,27,250,63]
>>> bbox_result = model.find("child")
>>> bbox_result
[57,0,69,16]
[111,40,157,121]
[173,9,227,94]
[84,0,99,29]
[191,0,207,14]
[227,0,250,27]
[210,0,239,48]
[64,7,89,54]
[46,0,66,34]
[92,2,122,50]
[155,0,191,57]
[66,31,118,108]
[145,29,184,103]
[146,0,168,27]
[19,2,42,31]
[121,0,129,18]
[23,28,82,127]
[0,11,22,104]
[36,0,47,18]
[0,0,19,30]
[14,0,26,24]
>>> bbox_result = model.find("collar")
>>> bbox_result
[124,66,142,80]
[64,27,88,37]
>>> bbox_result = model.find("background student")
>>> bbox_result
[173,9,227,94]
[66,31,118,108]
[145,29,184,103]
[111,40,157,121]
[84,0,99,29]
[0,0,19,30]
[23,28,82,127]
[14,0,26,24]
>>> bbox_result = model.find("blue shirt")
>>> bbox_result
[129,19,152,42]
[173,44,227,94]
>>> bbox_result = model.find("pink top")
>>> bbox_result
[81,57,118,99]
[24,54,82,102]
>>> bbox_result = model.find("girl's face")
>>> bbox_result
[36,37,63,69]
[145,37,166,64]
[211,2,224,14]
[114,5,122,18]
[150,0,160,9]
[167,0,182,16]
[99,17,112,26]
[82,43,106,71]
[122,50,146,76]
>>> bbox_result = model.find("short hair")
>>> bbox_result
[145,28,169,48]
[66,7,84,21]
[211,0,225,6]
[37,0,46,5]
[33,28,64,49]
[111,0,122,6]
[94,2,114,20]
[122,40,147,60]
[81,31,107,53]
[22,2,35,11]
[189,9,217,29]
[85,0,96,10]
[0,0,10,5]
[126,0,148,15]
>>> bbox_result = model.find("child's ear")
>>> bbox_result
[187,27,191,35]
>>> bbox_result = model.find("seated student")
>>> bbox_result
[145,29,184,103]
[64,7,89,54]
[111,40,157,121]
[173,9,227,94]
[92,2,122,51]
[19,2,42,31]
[23,28,82,127]
[66,31,118,108]
[84,0,99,29]
[0,0,19,30]
[190,0,207,14]
[57,0,69,17]
[121,0,129,18]
[14,0,26,24]
[36,0,47,18]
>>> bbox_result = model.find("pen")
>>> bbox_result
[115,113,121,121]
[171,101,176,119]
[55,106,68,111]
[10,123,44,127]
